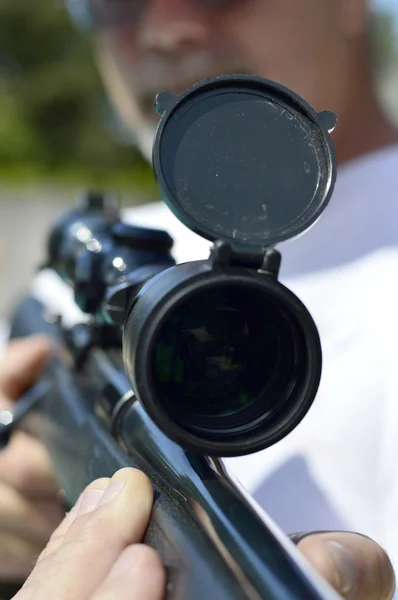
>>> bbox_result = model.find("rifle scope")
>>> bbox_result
[49,75,337,457]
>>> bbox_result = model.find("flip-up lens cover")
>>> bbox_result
[153,75,337,251]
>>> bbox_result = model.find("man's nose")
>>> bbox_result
[137,0,212,52]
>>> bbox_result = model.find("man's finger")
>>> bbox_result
[37,478,111,562]
[0,532,45,581]
[23,468,154,600]
[0,479,58,542]
[298,531,395,600]
[0,336,53,403]
[0,431,60,497]
[92,544,166,600]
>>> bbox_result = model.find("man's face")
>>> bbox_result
[88,0,366,159]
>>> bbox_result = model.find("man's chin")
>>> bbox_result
[134,69,254,161]
[138,69,253,109]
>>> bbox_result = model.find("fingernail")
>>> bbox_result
[328,541,359,598]
[99,480,125,506]
[78,488,106,516]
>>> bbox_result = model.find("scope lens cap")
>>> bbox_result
[153,75,337,250]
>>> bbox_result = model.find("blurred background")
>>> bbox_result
[0,0,397,321]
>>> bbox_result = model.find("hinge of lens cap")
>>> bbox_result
[153,74,337,255]
[210,240,281,277]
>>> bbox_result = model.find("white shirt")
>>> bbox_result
[31,144,398,568]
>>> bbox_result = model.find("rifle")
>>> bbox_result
[4,75,340,599]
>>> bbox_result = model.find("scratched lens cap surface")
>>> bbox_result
[153,75,337,250]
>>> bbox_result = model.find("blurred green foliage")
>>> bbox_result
[372,9,398,71]
[0,1,397,188]
[0,0,154,189]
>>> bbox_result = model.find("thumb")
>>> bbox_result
[0,336,53,405]
[297,531,395,600]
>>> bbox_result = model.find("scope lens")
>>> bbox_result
[151,284,299,428]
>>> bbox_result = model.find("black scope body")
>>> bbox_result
[46,74,337,457]
[122,250,322,457]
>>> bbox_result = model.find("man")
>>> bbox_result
[1,0,398,595]
[61,0,398,564]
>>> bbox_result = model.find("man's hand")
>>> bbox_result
[297,531,396,600]
[16,468,166,600]
[0,336,64,581]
